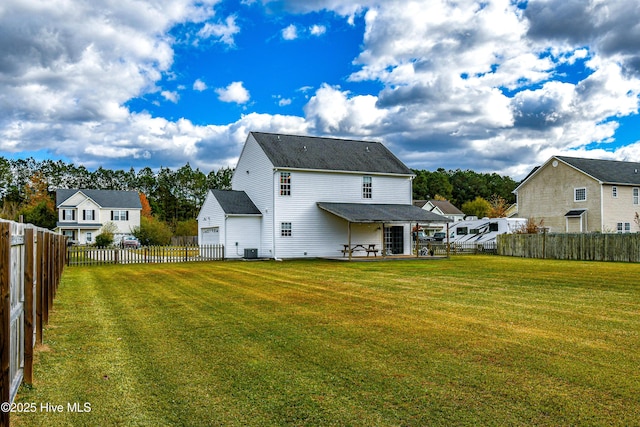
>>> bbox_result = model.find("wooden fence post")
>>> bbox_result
[1,222,11,427]
[23,228,35,385]
[36,231,43,345]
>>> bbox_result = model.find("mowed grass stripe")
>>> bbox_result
[14,256,640,426]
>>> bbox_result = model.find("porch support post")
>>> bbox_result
[415,222,419,258]
[446,222,450,258]
[382,222,386,259]
[348,221,352,261]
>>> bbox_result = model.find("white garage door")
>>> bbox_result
[201,227,220,245]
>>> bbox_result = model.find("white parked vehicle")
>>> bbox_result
[447,218,527,246]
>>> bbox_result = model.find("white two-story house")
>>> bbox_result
[198,132,450,259]
[55,189,142,244]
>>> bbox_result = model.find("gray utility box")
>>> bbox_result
[244,248,258,259]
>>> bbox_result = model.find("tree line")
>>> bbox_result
[0,157,233,232]
[0,156,520,232]
[412,168,518,218]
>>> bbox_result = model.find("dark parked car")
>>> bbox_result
[433,232,446,241]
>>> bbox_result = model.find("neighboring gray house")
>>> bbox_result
[55,189,142,244]
[515,156,640,233]
[198,132,450,259]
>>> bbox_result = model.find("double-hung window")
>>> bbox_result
[62,209,75,221]
[617,222,631,233]
[634,188,639,205]
[83,209,95,221]
[574,187,587,202]
[280,172,291,196]
[612,186,618,198]
[112,210,128,221]
[280,222,292,237]
[362,176,372,199]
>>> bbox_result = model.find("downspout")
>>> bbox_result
[600,182,604,232]
[272,169,280,260]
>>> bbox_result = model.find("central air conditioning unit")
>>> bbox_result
[244,248,258,259]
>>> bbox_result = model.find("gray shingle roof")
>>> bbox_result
[557,156,640,185]
[211,190,261,215]
[56,189,142,209]
[250,132,413,175]
[317,202,452,223]
[427,200,464,215]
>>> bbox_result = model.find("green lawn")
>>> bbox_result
[14,256,640,426]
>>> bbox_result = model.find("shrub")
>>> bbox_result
[132,216,172,246]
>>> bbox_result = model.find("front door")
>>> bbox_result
[385,226,404,255]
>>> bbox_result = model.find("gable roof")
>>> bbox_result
[249,132,413,175]
[426,200,464,216]
[211,190,261,215]
[515,156,640,193]
[56,189,142,209]
[556,156,640,185]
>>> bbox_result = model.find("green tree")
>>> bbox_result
[174,219,198,236]
[132,217,173,246]
[18,172,57,228]
[461,196,491,218]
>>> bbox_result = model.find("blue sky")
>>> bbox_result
[1,0,640,179]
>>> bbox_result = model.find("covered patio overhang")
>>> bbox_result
[317,202,452,260]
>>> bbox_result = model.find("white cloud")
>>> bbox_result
[304,84,387,135]
[161,90,180,103]
[309,24,326,36]
[3,0,640,180]
[282,24,298,40]
[278,97,292,106]
[215,81,250,104]
[193,79,208,91]
[198,15,240,45]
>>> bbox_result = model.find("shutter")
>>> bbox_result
[72,210,76,220]
[126,211,129,221]
[62,210,66,220]
[83,210,86,220]
[111,211,114,220]
[92,210,96,221]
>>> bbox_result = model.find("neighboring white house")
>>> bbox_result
[197,132,450,259]
[55,189,142,244]
[414,199,465,235]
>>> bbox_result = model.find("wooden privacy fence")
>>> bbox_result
[67,244,225,266]
[0,219,66,427]
[498,233,640,262]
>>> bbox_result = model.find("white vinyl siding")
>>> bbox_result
[231,135,275,256]
[273,170,412,258]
